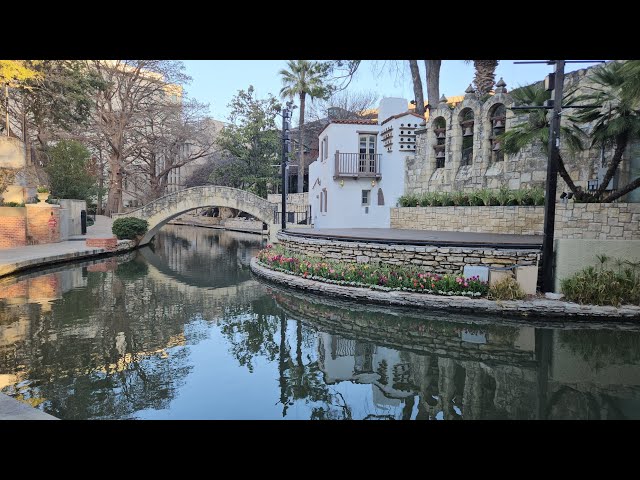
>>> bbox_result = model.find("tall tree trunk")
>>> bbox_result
[603,175,640,202]
[297,92,306,193]
[106,154,122,215]
[473,60,499,96]
[596,133,628,197]
[409,60,425,116]
[424,60,441,112]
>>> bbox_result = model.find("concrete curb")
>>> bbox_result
[250,258,640,320]
[0,240,137,278]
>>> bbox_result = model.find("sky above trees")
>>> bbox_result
[183,60,601,123]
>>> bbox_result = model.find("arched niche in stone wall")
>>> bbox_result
[481,93,514,187]
[457,107,476,167]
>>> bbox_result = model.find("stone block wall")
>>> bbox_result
[555,203,640,240]
[391,206,545,235]
[25,204,60,245]
[277,232,540,275]
[0,207,27,249]
[222,218,263,231]
[405,65,636,202]
[390,203,640,240]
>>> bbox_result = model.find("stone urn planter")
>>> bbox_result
[37,192,50,203]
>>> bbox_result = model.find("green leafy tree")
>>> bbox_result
[279,60,332,193]
[45,140,98,201]
[211,86,281,197]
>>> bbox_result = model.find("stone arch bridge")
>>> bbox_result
[113,186,278,245]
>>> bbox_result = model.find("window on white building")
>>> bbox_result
[322,136,328,160]
[320,188,328,214]
[358,134,376,173]
[361,189,370,206]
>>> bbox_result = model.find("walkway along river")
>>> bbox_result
[1,225,640,420]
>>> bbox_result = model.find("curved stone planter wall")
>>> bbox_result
[276,231,540,275]
[251,258,640,320]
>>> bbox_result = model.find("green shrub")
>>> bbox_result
[488,276,526,300]
[86,217,95,227]
[530,186,545,206]
[496,185,511,206]
[1,201,24,207]
[36,185,49,193]
[451,191,470,206]
[561,258,640,306]
[112,217,149,240]
[398,194,419,207]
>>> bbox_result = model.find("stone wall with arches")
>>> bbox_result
[404,67,633,198]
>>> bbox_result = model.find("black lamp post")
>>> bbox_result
[281,101,293,231]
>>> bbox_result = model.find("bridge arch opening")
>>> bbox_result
[113,186,277,245]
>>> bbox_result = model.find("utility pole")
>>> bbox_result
[281,102,292,231]
[512,60,604,292]
[541,60,565,292]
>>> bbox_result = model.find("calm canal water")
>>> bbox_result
[1,225,640,420]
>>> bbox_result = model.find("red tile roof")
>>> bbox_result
[318,118,379,136]
[380,111,425,126]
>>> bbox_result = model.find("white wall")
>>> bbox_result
[309,99,420,229]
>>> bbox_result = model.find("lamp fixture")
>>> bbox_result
[371,180,376,187]
[339,180,344,187]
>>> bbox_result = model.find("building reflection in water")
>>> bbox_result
[1,226,640,420]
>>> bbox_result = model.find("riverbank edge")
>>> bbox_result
[250,258,640,320]
[168,221,266,236]
[0,240,137,279]
[0,393,58,420]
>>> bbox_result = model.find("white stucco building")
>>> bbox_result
[308,98,423,228]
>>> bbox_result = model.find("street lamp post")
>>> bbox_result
[541,60,564,292]
[281,101,293,231]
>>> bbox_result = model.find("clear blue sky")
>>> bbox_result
[182,60,601,123]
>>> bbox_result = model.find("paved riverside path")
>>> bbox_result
[0,393,57,420]
[284,228,543,248]
[0,216,134,277]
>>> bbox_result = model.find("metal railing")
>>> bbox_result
[334,152,381,179]
[274,205,311,225]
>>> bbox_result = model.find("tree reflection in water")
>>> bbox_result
[2,226,640,420]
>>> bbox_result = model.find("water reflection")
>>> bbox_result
[1,224,640,419]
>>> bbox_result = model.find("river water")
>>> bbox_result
[1,225,640,420]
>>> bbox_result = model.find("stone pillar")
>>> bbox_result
[25,204,61,245]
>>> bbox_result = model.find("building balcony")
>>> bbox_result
[333,152,382,179]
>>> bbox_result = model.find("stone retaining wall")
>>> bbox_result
[390,203,640,240]
[391,205,544,235]
[277,231,540,274]
[251,258,640,319]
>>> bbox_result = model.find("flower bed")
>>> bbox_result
[256,245,489,297]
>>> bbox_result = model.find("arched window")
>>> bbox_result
[489,104,506,162]
[459,108,474,166]
[433,117,446,169]
[320,188,328,214]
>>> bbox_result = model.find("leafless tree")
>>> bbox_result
[85,60,191,215]
[126,98,216,201]
[306,90,379,122]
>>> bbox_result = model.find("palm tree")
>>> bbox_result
[501,83,585,198]
[279,60,331,193]
[620,60,640,104]
[571,61,640,202]
[467,60,499,96]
